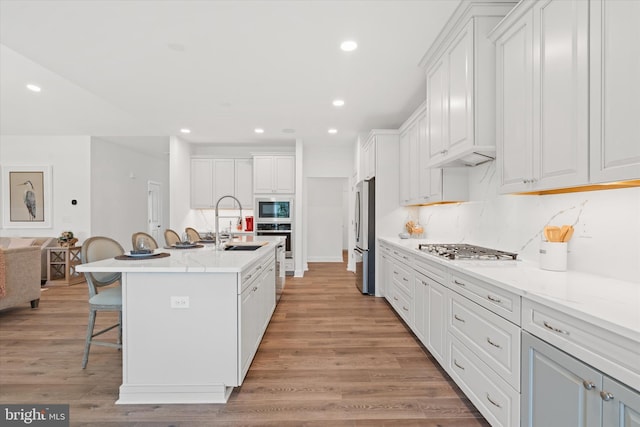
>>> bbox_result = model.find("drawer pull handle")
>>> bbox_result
[453,359,465,370]
[486,393,502,408]
[393,297,399,301]
[403,278,409,282]
[487,295,502,303]
[421,280,428,286]
[402,306,409,312]
[454,314,466,323]
[453,280,466,287]
[257,265,262,270]
[486,338,502,349]
[403,256,409,260]
[543,320,570,335]
[600,391,614,402]
[393,271,399,275]
[583,380,596,391]
[245,274,252,280]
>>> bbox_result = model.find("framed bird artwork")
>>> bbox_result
[1,165,52,228]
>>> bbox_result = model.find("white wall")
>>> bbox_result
[91,137,170,249]
[0,135,91,241]
[412,161,640,283]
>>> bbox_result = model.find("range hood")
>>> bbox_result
[427,145,496,168]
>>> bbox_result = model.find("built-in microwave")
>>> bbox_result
[256,198,293,223]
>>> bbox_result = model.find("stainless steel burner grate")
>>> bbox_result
[418,243,518,260]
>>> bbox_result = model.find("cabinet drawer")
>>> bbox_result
[391,262,413,297]
[390,247,413,265]
[449,291,521,390]
[390,285,412,326]
[415,255,447,284]
[449,270,521,325]
[449,335,520,427]
[522,298,640,392]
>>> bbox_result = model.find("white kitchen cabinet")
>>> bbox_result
[239,253,276,382]
[360,135,377,181]
[253,155,295,194]
[421,2,513,168]
[494,0,589,193]
[234,158,253,208]
[378,243,392,299]
[191,158,249,209]
[590,0,640,183]
[388,248,414,326]
[399,102,468,206]
[522,331,640,427]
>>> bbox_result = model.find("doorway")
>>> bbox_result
[306,177,348,262]
[147,181,162,242]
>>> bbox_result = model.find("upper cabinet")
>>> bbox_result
[399,103,468,206]
[492,0,640,193]
[421,1,516,168]
[360,135,376,181]
[589,0,640,183]
[191,158,250,209]
[234,158,253,208]
[253,155,295,194]
[493,0,589,193]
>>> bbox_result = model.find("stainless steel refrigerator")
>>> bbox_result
[354,178,375,295]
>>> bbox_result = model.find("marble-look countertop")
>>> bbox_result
[77,236,281,274]
[379,236,640,344]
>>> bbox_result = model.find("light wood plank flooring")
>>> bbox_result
[0,256,488,426]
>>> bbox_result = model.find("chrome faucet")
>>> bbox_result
[215,195,243,249]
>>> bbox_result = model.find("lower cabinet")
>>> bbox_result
[239,254,276,382]
[522,331,640,427]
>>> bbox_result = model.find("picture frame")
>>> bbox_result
[1,165,52,228]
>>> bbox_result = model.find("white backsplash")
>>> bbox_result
[412,161,640,283]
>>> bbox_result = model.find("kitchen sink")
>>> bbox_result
[223,245,263,251]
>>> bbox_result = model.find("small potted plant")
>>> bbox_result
[58,231,78,247]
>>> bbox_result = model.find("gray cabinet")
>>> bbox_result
[522,331,640,427]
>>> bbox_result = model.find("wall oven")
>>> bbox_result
[256,223,292,258]
[256,198,293,223]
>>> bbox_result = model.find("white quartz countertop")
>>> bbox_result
[379,237,640,344]
[77,236,282,274]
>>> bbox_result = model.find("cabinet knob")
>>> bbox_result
[600,391,614,401]
[583,380,596,390]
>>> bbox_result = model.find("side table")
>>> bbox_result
[46,246,84,286]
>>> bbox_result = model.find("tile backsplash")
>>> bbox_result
[413,161,640,283]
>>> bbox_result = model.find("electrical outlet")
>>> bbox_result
[170,296,189,309]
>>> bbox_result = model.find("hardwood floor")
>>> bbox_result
[0,256,488,426]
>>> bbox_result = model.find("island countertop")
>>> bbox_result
[76,235,282,274]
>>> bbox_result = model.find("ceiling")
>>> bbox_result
[0,0,459,151]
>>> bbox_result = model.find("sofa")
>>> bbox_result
[0,245,41,311]
[0,237,58,284]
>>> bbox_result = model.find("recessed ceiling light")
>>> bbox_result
[282,128,296,134]
[26,84,41,92]
[332,99,345,107]
[254,128,264,134]
[180,128,191,134]
[328,128,338,134]
[340,40,358,52]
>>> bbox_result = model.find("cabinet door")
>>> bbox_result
[602,376,640,427]
[253,156,274,193]
[213,159,236,208]
[427,280,447,366]
[239,283,258,381]
[522,332,602,427]
[413,272,429,343]
[235,159,253,208]
[274,156,295,193]
[191,159,213,208]
[590,0,640,183]
[408,123,420,201]
[532,0,589,190]
[427,58,447,162]
[446,20,474,154]
[496,9,534,193]
[399,129,411,205]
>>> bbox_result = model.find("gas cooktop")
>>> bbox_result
[418,243,518,261]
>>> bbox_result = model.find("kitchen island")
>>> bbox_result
[77,236,281,404]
